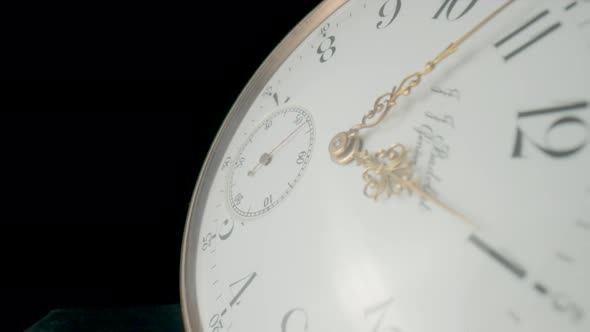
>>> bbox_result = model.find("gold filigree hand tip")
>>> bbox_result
[357,144,413,200]
[355,143,474,227]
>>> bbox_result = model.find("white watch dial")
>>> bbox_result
[182,1,590,331]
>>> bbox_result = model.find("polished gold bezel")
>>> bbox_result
[179,1,347,331]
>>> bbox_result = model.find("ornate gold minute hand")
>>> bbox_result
[328,0,516,225]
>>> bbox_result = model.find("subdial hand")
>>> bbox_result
[248,121,307,177]
[247,153,272,177]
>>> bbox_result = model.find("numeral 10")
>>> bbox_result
[377,0,479,30]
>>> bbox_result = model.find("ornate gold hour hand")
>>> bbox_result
[329,1,515,223]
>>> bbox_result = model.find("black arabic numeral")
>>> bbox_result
[294,114,304,125]
[265,119,273,130]
[221,156,232,171]
[274,92,291,106]
[317,36,336,63]
[552,293,585,323]
[264,194,273,208]
[229,272,257,307]
[234,193,244,205]
[262,85,274,97]
[219,218,235,241]
[296,151,308,165]
[235,157,245,168]
[281,308,309,332]
[377,0,402,29]
[433,0,478,21]
[320,23,330,36]
[201,232,217,251]
[209,314,223,332]
[512,102,588,158]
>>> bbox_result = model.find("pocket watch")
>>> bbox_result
[181,0,590,331]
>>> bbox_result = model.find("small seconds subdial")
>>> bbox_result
[228,107,315,218]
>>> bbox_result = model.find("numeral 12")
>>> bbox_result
[512,102,588,158]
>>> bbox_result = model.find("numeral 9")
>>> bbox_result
[377,0,402,29]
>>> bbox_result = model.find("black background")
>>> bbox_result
[2,0,322,330]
